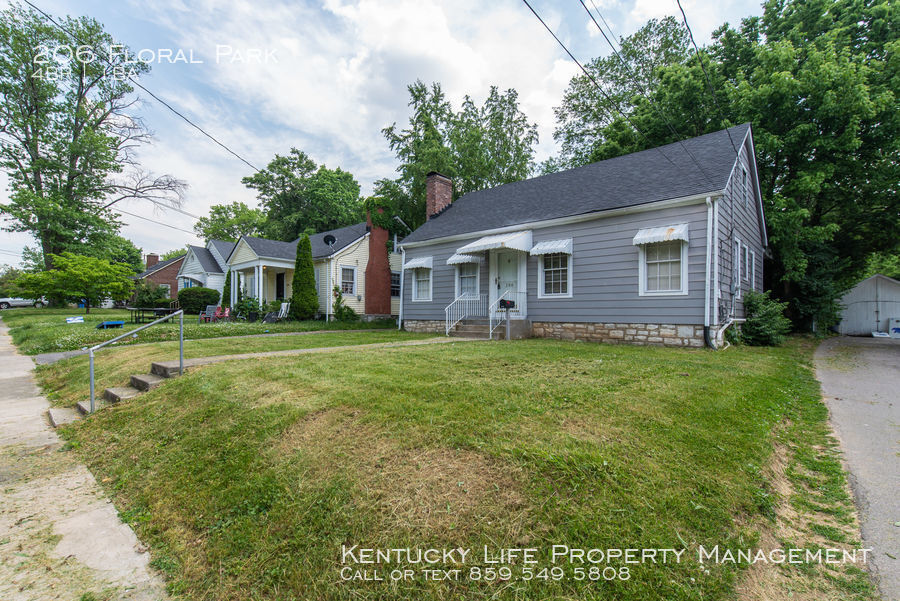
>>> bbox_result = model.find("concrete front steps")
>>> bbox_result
[48,368,181,425]
[449,319,492,339]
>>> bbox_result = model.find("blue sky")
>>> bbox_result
[0,0,763,265]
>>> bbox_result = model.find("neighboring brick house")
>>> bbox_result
[135,253,185,299]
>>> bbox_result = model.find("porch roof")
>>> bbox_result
[455,230,532,254]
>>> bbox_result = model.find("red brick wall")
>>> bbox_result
[142,257,183,298]
[426,172,452,219]
[364,210,392,316]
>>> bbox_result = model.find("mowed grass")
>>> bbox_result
[2,308,397,355]
[36,329,434,407]
[48,337,870,601]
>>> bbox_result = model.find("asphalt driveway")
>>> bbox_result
[815,336,900,601]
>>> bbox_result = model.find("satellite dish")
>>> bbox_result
[323,234,336,246]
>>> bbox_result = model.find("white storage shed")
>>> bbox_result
[837,274,900,336]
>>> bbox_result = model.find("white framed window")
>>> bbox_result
[314,267,319,292]
[455,263,479,297]
[340,266,356,295]
[412,268,431,301]
[638,241,688,296]
[390,271,401,297]
[749,250,756,290]
[742,245,749,281]
[742,164,749,208]
[159,283,171,295]
[537,253,572,298]
[733,238,742,299]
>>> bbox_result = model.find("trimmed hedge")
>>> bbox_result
[178,287,221,314]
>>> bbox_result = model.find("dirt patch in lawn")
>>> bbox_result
[736,428,873,601]
[279,407,528,538]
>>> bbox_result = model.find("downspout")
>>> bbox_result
[398,246,405,331]
[325,257,331,322]
[703,196,717,349]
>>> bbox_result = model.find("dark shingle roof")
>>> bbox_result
[137,254,184,279]
[186,245,222,273]
[403,124,750,244]
[238,222,368,261]
[209,240,235,266]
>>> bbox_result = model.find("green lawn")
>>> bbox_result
[36,329,434,407]
[48,338,876,601]
[2,308,397,354]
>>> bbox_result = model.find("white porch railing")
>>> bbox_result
[489,290,526,339]
[445,293,489,335]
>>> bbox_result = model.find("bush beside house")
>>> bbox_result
[290,235,318,320]
[178,287,221,315]
[741,290,792,346]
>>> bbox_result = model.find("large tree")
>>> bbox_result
[0,5,184,271]
[241,149,362,241]
[551,0,899,329]
[193,201,265,242]
[553,17,690,168]
[376,80,539,232]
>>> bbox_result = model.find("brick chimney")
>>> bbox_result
[145,253,159,269]
[364,209,392,317]
[426,172,452,220]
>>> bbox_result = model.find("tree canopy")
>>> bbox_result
[16,252,134,312]
[551,0,899,328]
[194,201,266,242]
[241,150,363,241]
[376,80,539,232]
[0,5,185,271]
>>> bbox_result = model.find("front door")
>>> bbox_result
[491,250,526,318]
[276,272,285,299]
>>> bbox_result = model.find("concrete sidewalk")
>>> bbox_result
[815,336,900,601]
[0,318,168,600]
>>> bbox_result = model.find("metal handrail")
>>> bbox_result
[488,291,509,339]
[444,293,488,335]
[88,310,184,413]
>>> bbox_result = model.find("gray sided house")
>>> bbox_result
[176,239,236,300]
[399,124,766,347]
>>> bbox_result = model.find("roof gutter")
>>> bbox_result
[401,191,723,249]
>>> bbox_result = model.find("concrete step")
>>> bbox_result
[47,407,80,427]
[104,386,140,403]
[130,373,166,391]
[76,399,109,415]
[151,359,198,378]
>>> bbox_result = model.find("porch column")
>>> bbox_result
[230,270,237,306]
[257,263,263,302]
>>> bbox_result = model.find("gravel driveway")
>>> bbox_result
[815,336,900,601]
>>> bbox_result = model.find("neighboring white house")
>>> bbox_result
[176,239,235,300]
[225,221,402,318]
[837,274,900,335]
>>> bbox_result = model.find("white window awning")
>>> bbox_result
[530,238,573,255]
[456,230,533,254]
[632,224,689,246]
[446,253,482,265]
[402,256,433,270]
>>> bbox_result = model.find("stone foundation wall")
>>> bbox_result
[402,319,445,333]
[532,322,705,348]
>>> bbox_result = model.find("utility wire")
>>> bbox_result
[520,0,680,169]
[116,209,197,235]
[22,0,261,173]
[578,0,715,184]
[674,0,742,159]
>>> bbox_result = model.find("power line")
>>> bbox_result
[578,0,715,185]
[116,209,197,235]
[520,0,680,170]
[21,0,261,173]
[674,0,742,159]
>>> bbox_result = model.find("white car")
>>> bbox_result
[0,297,46,309]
